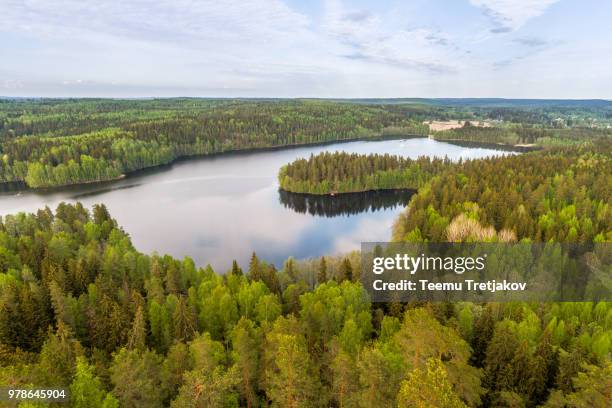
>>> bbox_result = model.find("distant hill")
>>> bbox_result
[304,98,612,108]
[2,96,611,109]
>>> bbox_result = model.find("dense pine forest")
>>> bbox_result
[1,141,610,407]
[0,99,611,407]
[0,99,432,188]
[2,98,611,189]
[279,152,452,194]
[0,202,610,407]
[393,141,611,243]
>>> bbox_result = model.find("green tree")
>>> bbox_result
[317,257,327,285]
[109,348,165,408]
[70,356,119,408]
[35,323,83,386]
[231,260,243,276]
[127,305,146,351]
[162,342,192,403]
[171,366,240,408]
[339,258,353,282]
[544,363,612,407]
[265,333,320,407]
[231,318,261,408]
[357,345,403,408]
[249,252,262,282]
[397,358,467,408]
[331,350,359,408]
[393,308,483,406]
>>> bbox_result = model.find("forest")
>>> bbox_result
[1,140,610,407]
[2,98,611,188]
[279,152,452,195]
[0,202,609,408]
[392,141,611,243]
[0,100,430,188]
[0,99,611,407]
[431,122,612,148]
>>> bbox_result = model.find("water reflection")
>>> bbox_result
[0,138,513,269]
[279,189,415,217]
[71,183,143,199]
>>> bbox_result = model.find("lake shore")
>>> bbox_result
[0,133,427,192]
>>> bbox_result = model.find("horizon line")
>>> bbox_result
[1,96,611,102]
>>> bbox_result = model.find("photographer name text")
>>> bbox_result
[372,279,527,293]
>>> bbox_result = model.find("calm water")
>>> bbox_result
[0,138,512,271]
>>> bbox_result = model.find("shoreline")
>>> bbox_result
[0,133,529,192]
[431,138,542,152]
[0,133,425,192]
[278,187,418,197]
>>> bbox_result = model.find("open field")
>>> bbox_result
[425,120,492,131]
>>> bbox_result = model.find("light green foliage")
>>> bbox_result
[189,332,226,372]
[0,185,609,408]
[70,356,119,408]
[265,332,320,408]
[397,358,468,408]
[392,308,484,406]
[356,344,404,408]
[299,281,372,349]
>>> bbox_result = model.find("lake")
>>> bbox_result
[0,138,513,271]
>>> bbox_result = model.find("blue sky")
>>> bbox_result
[1,0,610,98]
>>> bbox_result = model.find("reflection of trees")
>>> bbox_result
[278,189,415,217]
[0,181,27,193]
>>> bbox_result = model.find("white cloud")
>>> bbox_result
[323,0,460,73]
[470,0,560,32]
[1,0,310,45]
[0,0,610,98]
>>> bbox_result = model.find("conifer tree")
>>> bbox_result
[265,333,320,408]
[340,258,353,282]
[249,252,262,282]
[231,260,243,276]
[127,305,147,351]
[317,257,327,285]
[231,318,261,408]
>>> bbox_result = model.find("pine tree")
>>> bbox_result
[532,329,559,404]
[357,345,403,407]
[172,296,197,343]
[340,258,353,282]
[171,366,239,408]
[162,342,192,403]
[231,318,261,408]
[127,305,147,351]
[249,252,262,282]
[231,260,243,276]
[36,323,83,386]
[331,351,359,408]
[110,348,165,408]
[265,333,320,408]
[284,257,296,281]
[317,257,327,285]
[264,264,281,294]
